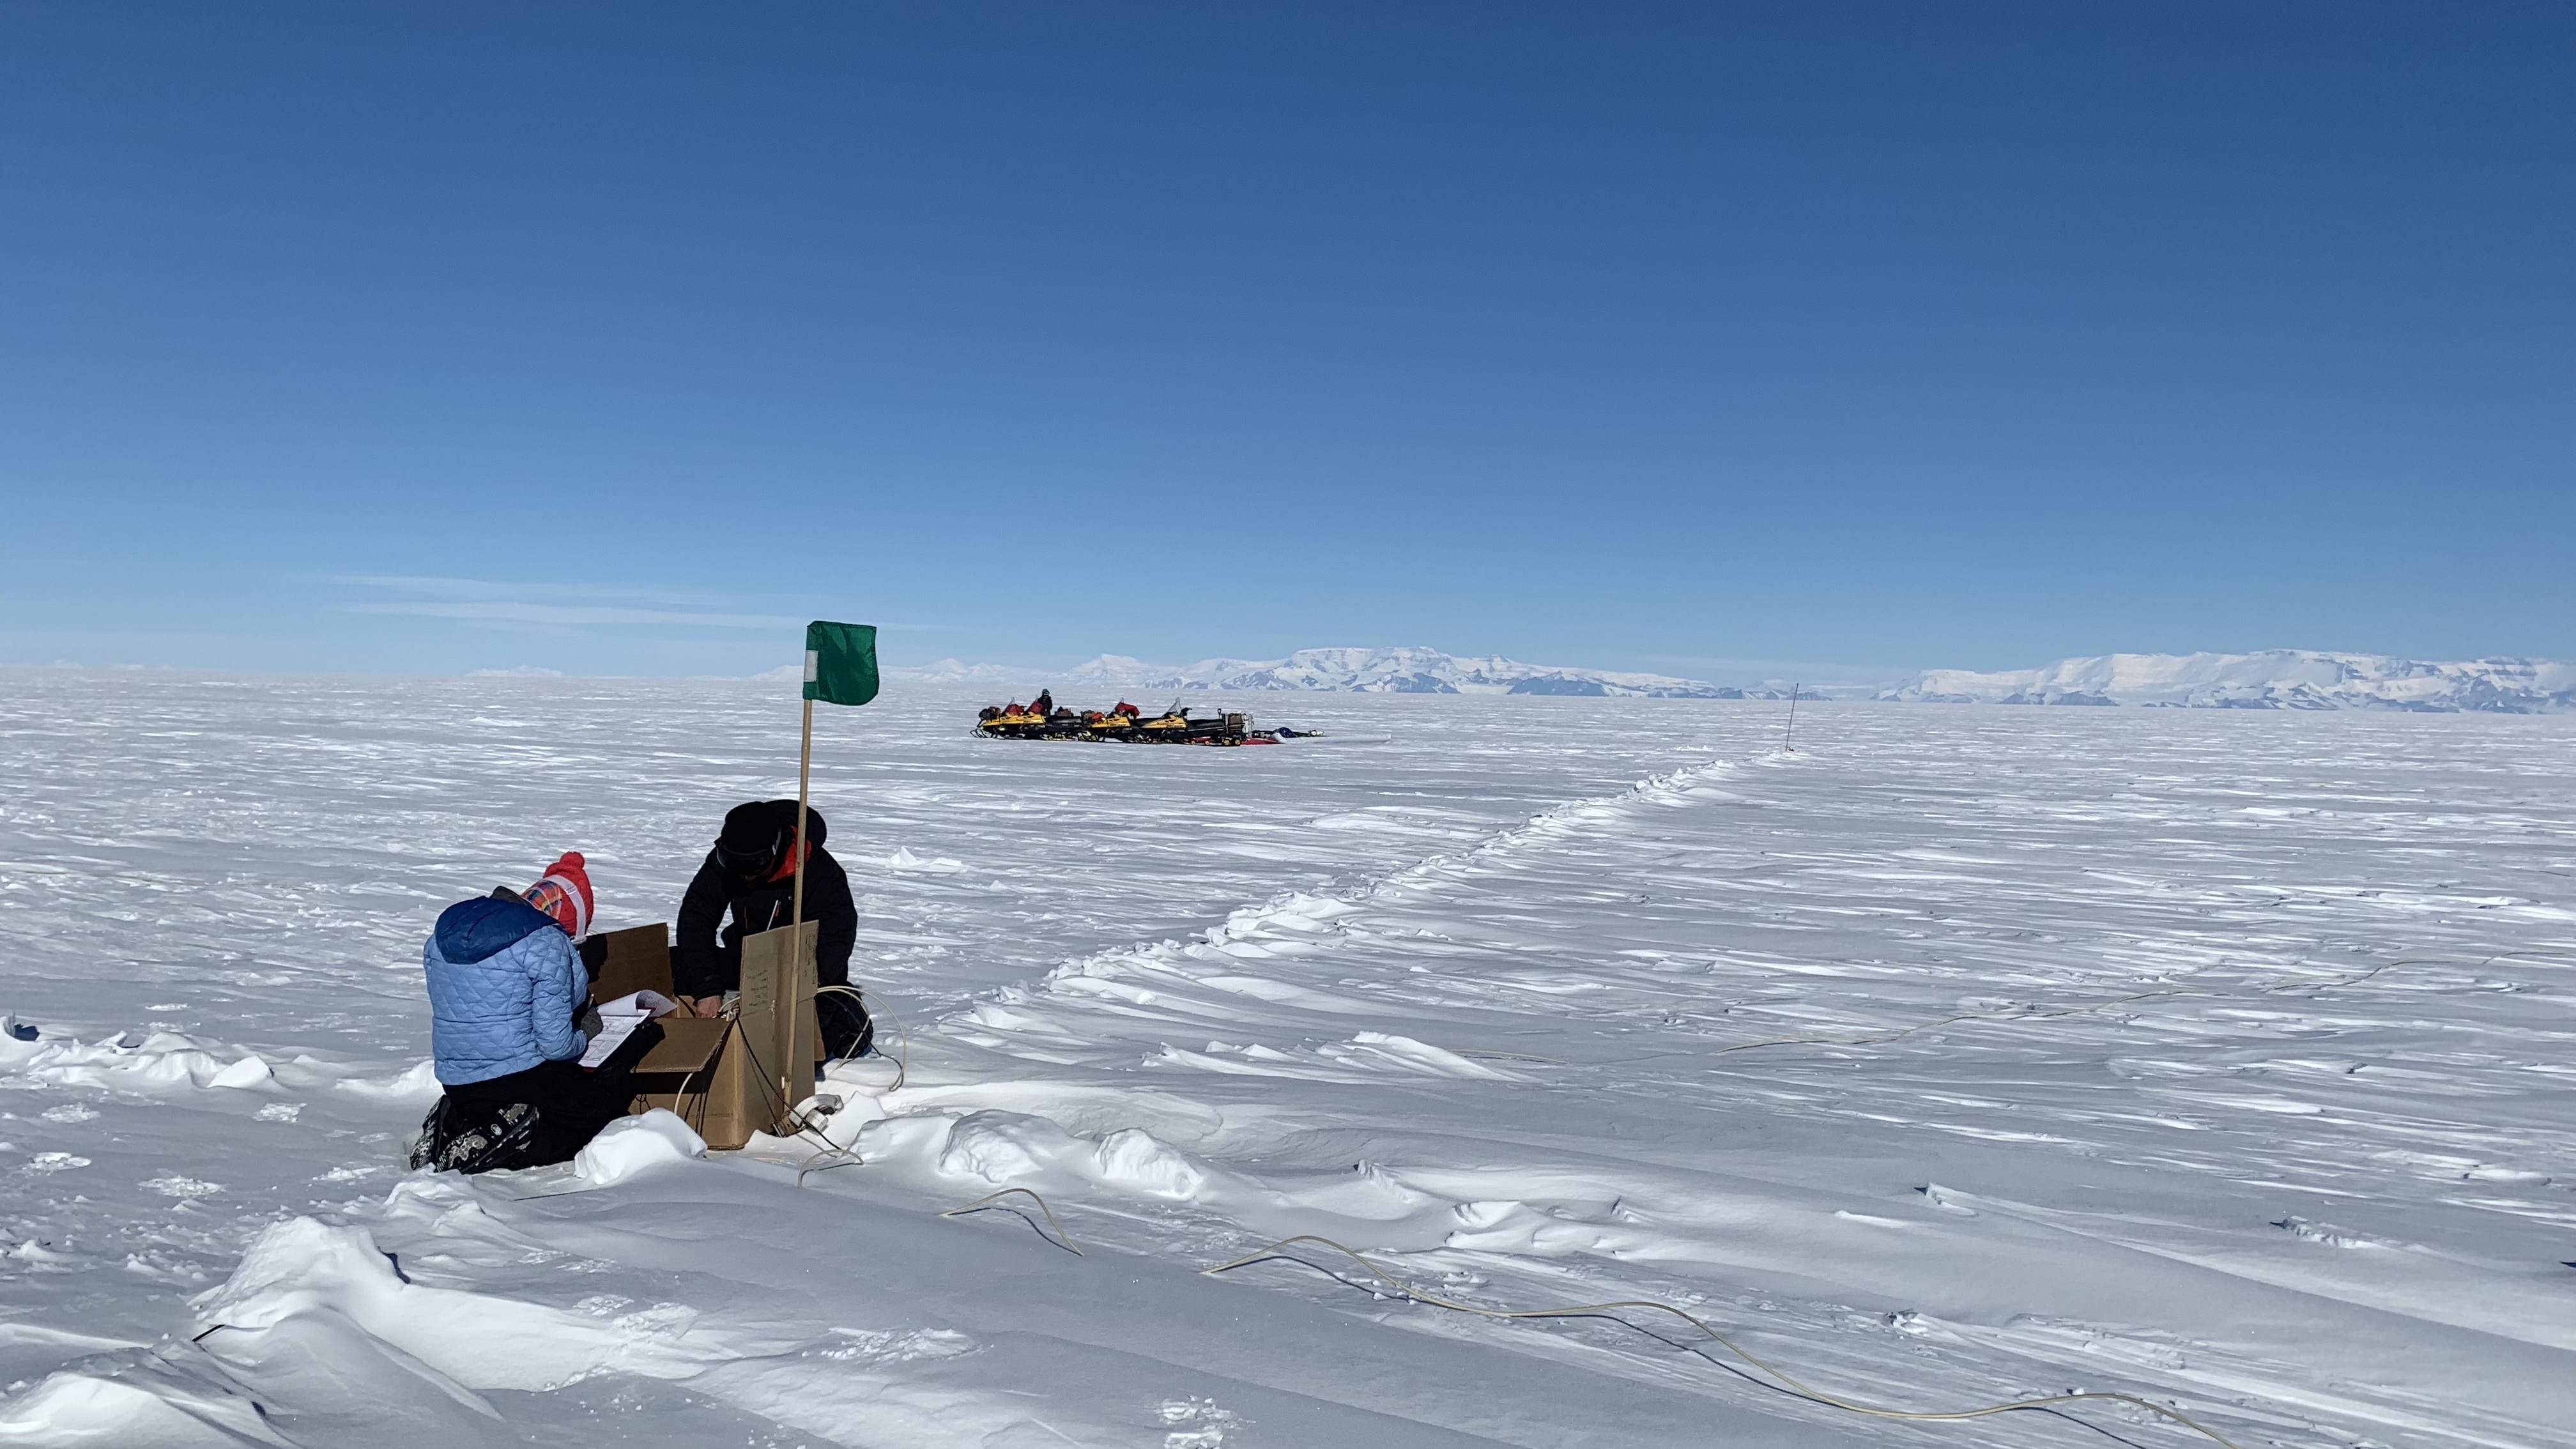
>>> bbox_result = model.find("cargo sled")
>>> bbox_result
[975,698,1298,746]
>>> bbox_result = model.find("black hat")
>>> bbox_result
[716,799,829,866]
[718,801,783,856]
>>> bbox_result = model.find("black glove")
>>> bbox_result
[588,1018,666,1075]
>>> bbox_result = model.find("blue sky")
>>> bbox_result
[3,3,2567,684]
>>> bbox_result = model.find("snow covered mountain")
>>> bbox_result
[1882,650,2576,712]
[1059,646,1747,698]
[879,658,1036,686]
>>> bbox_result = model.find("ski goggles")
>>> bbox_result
[713,838,781,871]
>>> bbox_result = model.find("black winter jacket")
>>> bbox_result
[673,804,859,997]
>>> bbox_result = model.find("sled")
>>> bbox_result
[974,700,1297,746]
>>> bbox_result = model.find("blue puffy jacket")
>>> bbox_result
[422,897,589,1086]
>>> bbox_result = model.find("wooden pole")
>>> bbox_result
[1784,683,1800,753]
[793,696,813,927]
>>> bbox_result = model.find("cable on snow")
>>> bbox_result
[926,1186,2256,1449]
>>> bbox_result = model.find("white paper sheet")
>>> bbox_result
[580,990,680,1068]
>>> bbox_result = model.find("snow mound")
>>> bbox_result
[334,1059,440,1104]
[572,1110,705,1186]
[0,1028,279,1096]
[0,1369,278,1446]
[1323,1032,1521,1080]
[882,847,966,875]
[207,1054,272,1089]
[195,1217,747,1391]
[916,1111,1212,1200]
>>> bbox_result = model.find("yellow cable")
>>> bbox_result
[795,1146,862,1186]
[935,1188,2250,1448]
[1700,952,2478,1059]
[1205,1234,2252,1449]
[940,1187,1085,1255]
[815,983,907,1091]
[1706,985,2184,1057]
[917,952,2576,1438]
[723,1016,849,1165]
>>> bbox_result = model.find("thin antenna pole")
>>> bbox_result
[792,696,813,926]
[1783,683,1800,753]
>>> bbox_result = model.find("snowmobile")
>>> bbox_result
[974,698,1306,746]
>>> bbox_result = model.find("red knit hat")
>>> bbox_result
[523,852,594,940]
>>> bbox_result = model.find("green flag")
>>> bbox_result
[802,621,879,707]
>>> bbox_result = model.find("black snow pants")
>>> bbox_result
[412,1021,663,1174]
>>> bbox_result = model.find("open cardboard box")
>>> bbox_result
[586,921,820,1151]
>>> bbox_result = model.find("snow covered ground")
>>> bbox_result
[0,668,2570,1448]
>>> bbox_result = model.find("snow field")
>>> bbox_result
[0,670,2570,1446]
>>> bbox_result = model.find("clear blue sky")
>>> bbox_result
[3,3,2567,683]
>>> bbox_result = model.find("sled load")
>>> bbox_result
[975,695,1311,746]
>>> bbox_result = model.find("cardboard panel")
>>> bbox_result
[635,1015,726,1075]
[629,1019,759,1148]
[735,926,788,1114]
[636,1022,765,1149]
[739,921,817,1135]
[597,919,825,1151]
[793,969,820,1073]
[589,923,674,1004]
[698,1025,767,1149]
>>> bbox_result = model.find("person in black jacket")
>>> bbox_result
[674,799,873,1060]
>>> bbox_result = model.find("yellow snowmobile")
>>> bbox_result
[976,698,1280,746]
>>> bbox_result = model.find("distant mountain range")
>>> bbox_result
[1880,650,2575,713]
[898,647,1765,698]
[887,646,2575,714]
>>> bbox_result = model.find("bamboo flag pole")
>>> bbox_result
[1784,682,1800,753]
[793,695,813,927]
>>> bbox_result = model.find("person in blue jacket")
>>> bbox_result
[411,876,657,1173]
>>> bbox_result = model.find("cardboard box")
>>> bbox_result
[588,922,677,1005]
[736,919,819,1128]
[585,921,819,1150]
